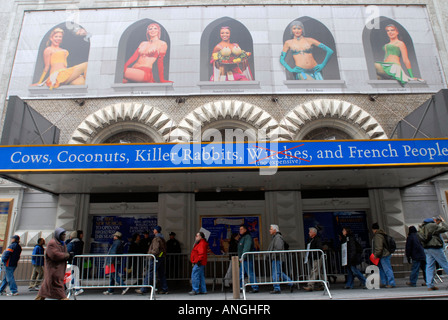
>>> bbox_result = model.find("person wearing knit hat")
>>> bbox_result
[103,231,129,295]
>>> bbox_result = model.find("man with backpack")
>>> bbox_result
[418,216,448,290]
[372,223,396,288]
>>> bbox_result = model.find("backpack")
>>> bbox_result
[283,239,290,250]
[354,239,363,254]
[382,234,396,254]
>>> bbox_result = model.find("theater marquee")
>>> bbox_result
[7,5,445,99]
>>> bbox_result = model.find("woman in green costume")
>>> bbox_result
[375,24,422,85]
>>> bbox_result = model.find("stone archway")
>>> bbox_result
[68,102,177,144]
[280,99,388,140]
[176,100,279,142]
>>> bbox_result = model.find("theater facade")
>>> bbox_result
[0,0,448,255]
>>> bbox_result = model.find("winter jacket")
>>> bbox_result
[1,242,22,267]
[190,238,208,266]
[372,229,390,258]
[31,244,45,266]
[267,232,286,260]
[238,232,255,259]
[418,220,448,249]
[148,234,167,258]
[405,226,426,261]
[342,235,362,266]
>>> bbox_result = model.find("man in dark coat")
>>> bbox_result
[405,225,426,287]
[35,228,71,300]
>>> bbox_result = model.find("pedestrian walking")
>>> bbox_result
[371,223,396,288]
[103,231,130,295]
[0,235,22,296]
[189,232,209,295]
[238,224,259,293]
[35,228,71,300]
[267,224,293,294]
[66,230,84,296]
[405,225,426,287]
[418,216,448,290]
[303,227,324,291]
[136,226,169,295]
[29,237,45,291]
[341,227,366,289]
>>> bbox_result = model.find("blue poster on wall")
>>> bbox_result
[201,216,261,255]
[90,215,158,253]
[303,211,369,251]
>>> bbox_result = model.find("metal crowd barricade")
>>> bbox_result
[0,254,45,285]
[67,254,157,300]
[241,249,332,300]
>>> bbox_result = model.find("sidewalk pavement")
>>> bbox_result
[1,277,448,300]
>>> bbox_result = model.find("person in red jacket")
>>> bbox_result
[189,232,209,295]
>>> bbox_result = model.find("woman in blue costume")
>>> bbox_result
[375,24,422,86]
[280,20,333,80]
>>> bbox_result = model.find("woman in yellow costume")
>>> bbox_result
[375,24,423,86]
[34,28,88,90]
[122,23,172,83]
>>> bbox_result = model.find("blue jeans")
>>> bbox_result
[378,255,395,286]
[240,259,259,290]
[0,266,18,294]
[191,264,207,293]
[271,260,292,291]
[409,259,426,286]
[345,265,367,288]
[425,248,448,288]
[108,271,125,293]
[141,257,168,293]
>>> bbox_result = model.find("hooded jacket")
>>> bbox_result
[37,228,70,299]
[405,226,426,261]
[1,240,22,267]
[238,231,255,259]
[372,229,391,258]
[418,220,448,249]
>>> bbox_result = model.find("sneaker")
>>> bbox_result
[122,287,130,295]
[74,289,84,296]
[188,290,198,295]
[103,291,113,295]
[270,290,281,294]
[7,292,19,296]
[159,290,168,294]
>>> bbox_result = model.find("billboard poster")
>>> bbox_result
[90,215,157,254]
[7,5,445,99]
[200,215,261,256]
[303,211,369,252]
[0,199,13,253]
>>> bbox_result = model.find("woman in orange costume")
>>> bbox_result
[34,28,88,90]
[122,23,172,83]
[210,26,252,81]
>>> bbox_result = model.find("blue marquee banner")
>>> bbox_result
[1,139,448,172]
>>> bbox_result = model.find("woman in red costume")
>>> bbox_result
[123,23,172,83]
[33,28,88,90]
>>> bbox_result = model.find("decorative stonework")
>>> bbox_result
[280,99,388,140]
[68,102,178,144]
[176,100,279,141]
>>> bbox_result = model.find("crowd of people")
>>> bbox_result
[0,215,448,298]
